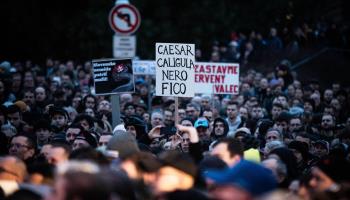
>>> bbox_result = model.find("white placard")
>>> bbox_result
[155,43,195,97]
[132,60,156,75]
[194,62,240,94]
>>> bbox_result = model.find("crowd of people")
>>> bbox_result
[0,23,350,200]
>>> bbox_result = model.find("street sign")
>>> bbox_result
[113,35,136,58]
[109,4,141,35]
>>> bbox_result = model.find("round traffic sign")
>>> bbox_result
[109,4,141,35]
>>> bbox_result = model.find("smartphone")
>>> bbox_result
[160,126,177,136]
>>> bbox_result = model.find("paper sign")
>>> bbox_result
[194,62,239,94]
[155,43,195,97]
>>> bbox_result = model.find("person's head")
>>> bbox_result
[200,95,211,109]
[180,117,194,127]
[180,133,190,153]
[66,124,83,145]
[151,112,164,127]
[34,119,52,145]
[273,112,290,133]
[194,117,210,141]
[185,103,200,121]
[261,157,287,184]
[163,109,174,127]
[212,118,229,138]
[271,103,283,120]
[98,134,113,147]
[239,107,249,120]
[321,114,335,130]
[153,151,197,194]
[226,101,239,120]
[84,108,95,117]
[9,134,36,161]
[6,105,22,128]
[73,114,94,131]
[50,108,69,129]
[303,99,315,113]
[35,86,46,102]
[323,89,333,103]
[202,109,214,122]
[83,94,97,110]
[251,105,264,120]
[47,142,71,165]
[97,100,111,113]
[23,90,35,106]
[123,102,136,116]
[312,140,329,158]
[289,117,302,133]
[210,138,243,167]
[265,128,283,143]
[0,156,27,183]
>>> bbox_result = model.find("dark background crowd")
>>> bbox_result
[1,1,350,200]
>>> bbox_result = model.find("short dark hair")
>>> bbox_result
[213,138,244,157]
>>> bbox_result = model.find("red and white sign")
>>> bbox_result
[109,4,141,35]
[194,62,240,94]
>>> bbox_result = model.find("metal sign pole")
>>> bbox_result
[111,94,121,128]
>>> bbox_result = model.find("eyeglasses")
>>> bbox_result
[9,143,31,149]
[0,166,18,177]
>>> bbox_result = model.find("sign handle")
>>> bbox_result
[175,97,179,125]
[111,94,121,128]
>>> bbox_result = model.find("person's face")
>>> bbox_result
[126,125,137,137]
[273,121,288,133]
[35,87,46,102]
[209,184,251,200]
[211,143,237,167]
[98,100,111,111]
[72,97,81,108]
[52,114,67,128]
[321,115,334,129]
[239,107,248,119]
[180,120,193,127]
[260,78,268,89]
[85,108,95,117]
[72,139,90,150]
[9,136,35,160]
[265,131,280,143]
[197,126,209,140]
[201,98,210,109]
[79,119,90,131]
[85,97,95,109]
[124,105,135,116]
[7,112,21,128]
[23,92,35,105]
[290,148,303,163]
[164,111,174,126]
[323,90,333,102]
[203,111,213,122]
[251,107,264,119]
[330,99,341,110]
[47,147,68,165]
[304,102,313,112]
[181,133,190,153]
[289,118,302,132]
[36,128,51,143]
[313,144,328,157]
[214,121,225,136]
[186,106,197,119]
[98,135,112,147]
[178,109,186,120]
[135,107,145,116]
[151,113,163,127]
[271,106,282,119]
[66,128,81,144]
[226,104,238,119]
[142,113,150,123]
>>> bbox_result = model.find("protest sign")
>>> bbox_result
[133,60,156,75]
[92,58,135,95]
[194,62,239,94]
[155,43,195,97]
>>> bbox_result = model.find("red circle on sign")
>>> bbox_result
[109,4,141,35]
